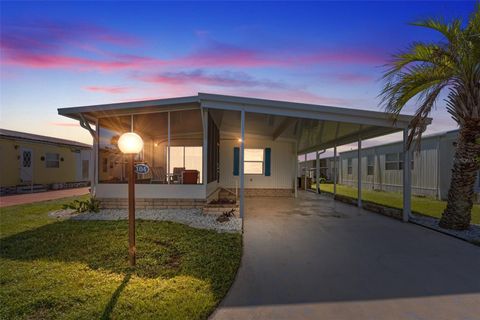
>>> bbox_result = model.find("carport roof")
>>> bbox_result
[58,92,429,153]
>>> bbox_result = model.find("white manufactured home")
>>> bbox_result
[300,129,480,201]
[58,93,423,220]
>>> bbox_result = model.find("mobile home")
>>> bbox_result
[58,93,420,218]
[301,130,480,201]
[0,129,92,195]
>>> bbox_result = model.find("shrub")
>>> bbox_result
[63,197,100,213]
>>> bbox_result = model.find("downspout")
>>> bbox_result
[79,114,97,197]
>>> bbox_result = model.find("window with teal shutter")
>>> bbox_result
[233,147,239,176]
[265,148,271,176]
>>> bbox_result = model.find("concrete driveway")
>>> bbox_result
[211,191,480,320]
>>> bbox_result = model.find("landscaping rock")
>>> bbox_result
[48,209,78,218]
[410,214,480,245]
[70,208,242,233]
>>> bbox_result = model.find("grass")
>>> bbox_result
[0,197,242,320]
[316,183,480,224]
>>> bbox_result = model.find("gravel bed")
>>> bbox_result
[71,208,242,233]
[410,214,480,245]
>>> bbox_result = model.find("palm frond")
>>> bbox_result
[380,64,451,117]
[383,42,454,79]
[411,18,462,45]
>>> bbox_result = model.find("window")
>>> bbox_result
[385,153,399,170]
[82,160,89,180]
[168,146,203,183]
[45,153,59,168]
[367,155,374,176]
[347,158,353,175]
[386,152,414,170]
[245,149,264,174]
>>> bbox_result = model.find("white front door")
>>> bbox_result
[20,148,33,183]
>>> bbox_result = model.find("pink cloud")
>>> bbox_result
[2,51,161,71]
[84,86,130,94]
[171,40,387,68]
[1,20,150,71]
[138,69,286,88]
[334,73,374,83]
[1,20,387,73]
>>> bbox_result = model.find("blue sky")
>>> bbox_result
[0,1,476,147]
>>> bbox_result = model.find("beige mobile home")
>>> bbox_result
[0,129,92,195]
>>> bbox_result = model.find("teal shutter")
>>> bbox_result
[265,148,271,176]
[233,147,239,176]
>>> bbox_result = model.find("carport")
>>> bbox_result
[199,93,426,222]
[211,191,480,320]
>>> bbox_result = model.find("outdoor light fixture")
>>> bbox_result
[118,132,144,154]
[118,131,144,266]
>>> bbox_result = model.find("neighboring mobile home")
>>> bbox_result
[0,129,92,195]
[300,129,480,201]
[58,93,422,219]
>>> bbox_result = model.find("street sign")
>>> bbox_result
[134,163,150,174]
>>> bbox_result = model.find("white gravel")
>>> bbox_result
[71,208,242,233]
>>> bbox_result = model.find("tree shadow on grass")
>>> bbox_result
[0,219,242,297]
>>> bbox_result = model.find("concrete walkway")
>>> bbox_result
[211,191,480,320]
[0,187,89,208]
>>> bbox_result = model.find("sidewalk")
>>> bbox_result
[0,187,90,208]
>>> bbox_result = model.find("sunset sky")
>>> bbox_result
[0,1,476,151]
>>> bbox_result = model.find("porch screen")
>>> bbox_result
[98,116,131,183]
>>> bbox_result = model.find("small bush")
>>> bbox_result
[63,197,100,213]
[216,209,236,223]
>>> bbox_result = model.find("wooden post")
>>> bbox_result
[128,154,136,266]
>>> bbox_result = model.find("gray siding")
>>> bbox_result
[336,130,479,200]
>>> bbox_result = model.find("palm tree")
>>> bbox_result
[379,6,480,230]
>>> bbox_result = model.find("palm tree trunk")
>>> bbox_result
[439,121,480,230]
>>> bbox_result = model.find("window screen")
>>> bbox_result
[245,149,264,174]
[45,153,59,168]
[367,155,374,176]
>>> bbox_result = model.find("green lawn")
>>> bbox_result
[316,183,480,224]
[0,197,242,320]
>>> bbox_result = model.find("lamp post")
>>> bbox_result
[118,132,144,266]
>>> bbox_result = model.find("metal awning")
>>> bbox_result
[58,92,428,153]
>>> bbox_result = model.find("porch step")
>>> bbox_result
[218,188,237,201]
